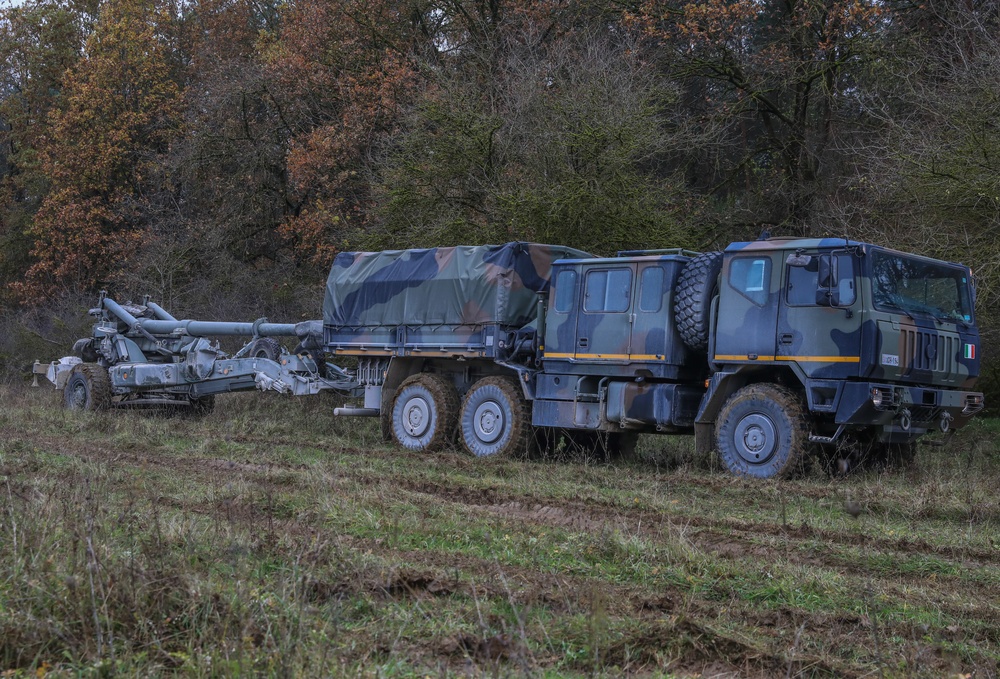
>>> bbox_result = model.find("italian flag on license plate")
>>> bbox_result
[964,344,976,359]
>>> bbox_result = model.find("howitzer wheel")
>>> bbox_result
[63,363,112,411]
[247,337,282,361]
[716,383,811,479]
[674,251,723,352]
[189,395,216,416]
[391,374,459,451]
[460,376,532,458]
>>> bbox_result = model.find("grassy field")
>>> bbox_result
[1,384,999,677]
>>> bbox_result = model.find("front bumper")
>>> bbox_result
[835,382,984,433]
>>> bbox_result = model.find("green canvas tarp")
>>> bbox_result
[324,242,592,328]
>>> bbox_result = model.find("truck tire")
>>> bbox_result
[247,337,282,361]
[460,376,532,458]
[391,374,459,451]
[716,384,810,478]
[63,363,112,411]
[674,251,723,352]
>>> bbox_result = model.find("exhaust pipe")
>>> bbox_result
[333,407,379,417]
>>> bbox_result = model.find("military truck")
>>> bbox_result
[321,238,983,477]
[37,238,984,478]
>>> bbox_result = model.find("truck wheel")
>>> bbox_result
[716,384,810,478]
[247,338,282,361]
[460,376,532,457]
[674,251,723,352]
[391,374,459,451]
[63,363,112,411]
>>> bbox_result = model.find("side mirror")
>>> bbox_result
[786,252,812,267]
[816,254,840,307]
[816,287,841,306]
[817,254,839,287]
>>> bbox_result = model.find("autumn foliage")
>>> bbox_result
[269,0,420,265]
[14,0,181,298]
[0,0,998,356]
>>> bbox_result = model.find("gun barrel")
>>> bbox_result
[145,300,177,321]
[103,297,297,337]
[137,319,298,337]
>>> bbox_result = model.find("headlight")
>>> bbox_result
[871,387,884,408]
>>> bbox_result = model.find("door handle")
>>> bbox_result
[578,337,588,348]
[779,333,794,345]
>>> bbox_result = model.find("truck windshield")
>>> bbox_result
[871,250,974,323]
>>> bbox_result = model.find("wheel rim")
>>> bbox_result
[472,400,505,444]
[401,394,432,438]
[733,413,777,464]
[69,381,87,409]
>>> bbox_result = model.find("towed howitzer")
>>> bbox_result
[33,292,355,411]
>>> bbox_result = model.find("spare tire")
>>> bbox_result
[674,251,723,352]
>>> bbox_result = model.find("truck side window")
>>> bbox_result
[639,266,664,312]
[787,253,856,306]
[553,270,577,313]
[584,268,632,313]
[787,261,818,306]
[729,257,770,306]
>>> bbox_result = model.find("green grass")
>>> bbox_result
[1,385,999,676]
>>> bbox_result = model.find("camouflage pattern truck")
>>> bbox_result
[36,237,984,478]
[324,238,984,477]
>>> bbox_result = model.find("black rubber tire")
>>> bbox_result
[63,363,112,411]
[674,251,723,352]
[460,376,533,458]
[247,337,282,361]
[716,384,811,479]
[391,374,459,451]
[189,395,216,416]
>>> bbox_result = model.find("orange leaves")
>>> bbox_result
[278,208,342,267]
[19,0,182,300]
[675,0,761,45]
[285,49,417,193]
[265,0,420,265]
[15,190,139,299]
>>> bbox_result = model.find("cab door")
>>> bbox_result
[713,251,782,363]
[777,250,862,379]
[543,264,581,360]
[575,263,636,359]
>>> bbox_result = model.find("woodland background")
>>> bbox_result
[2,0,999,396]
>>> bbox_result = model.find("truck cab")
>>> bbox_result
[534,237,984,477]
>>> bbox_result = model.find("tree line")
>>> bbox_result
[2,0,999,390]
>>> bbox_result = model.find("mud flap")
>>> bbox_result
[695,422,714,457]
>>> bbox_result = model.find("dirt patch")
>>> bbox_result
[203,458,275,474]
[478,501,606,532]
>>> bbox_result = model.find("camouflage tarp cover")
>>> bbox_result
[324,243,592,328]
